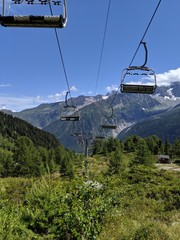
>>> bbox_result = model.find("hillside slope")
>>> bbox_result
[0,111,59,149]
[118,104,180,143]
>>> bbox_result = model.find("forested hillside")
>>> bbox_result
[0,111,59,149]
[0,111,80,178]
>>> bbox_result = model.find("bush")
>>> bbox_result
[133,223,170,240]
[22,177,110,239]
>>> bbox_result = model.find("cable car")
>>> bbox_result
[0,0,67,28]
[101,106,117,129]
[120,42,157,94]
[60,91,80,121]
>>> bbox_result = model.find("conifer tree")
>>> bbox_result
[13,136,45,177]
[0,149,13,177]
[108,148,127,175]
[133,139,154,166]
[59,152,75,179]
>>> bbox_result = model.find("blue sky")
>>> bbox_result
[0,0,180,112]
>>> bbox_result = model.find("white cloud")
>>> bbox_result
[48,86,78,101]
[156,68,180,86]
[0,84,11,88]
[0,95,47,112]
[0,86,79,112]
[70,85,78,91]
[48,90,67,100]
[106,85,119,92]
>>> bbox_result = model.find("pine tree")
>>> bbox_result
[59,152,75,179]
[133,139,155,166]
[108,148,127,175]
[0,149,13,177]
[13,136,45,177]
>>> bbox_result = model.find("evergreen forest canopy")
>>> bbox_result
[0,111,59,149]
[0,111,180,239]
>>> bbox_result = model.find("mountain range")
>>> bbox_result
[2,82,180,151]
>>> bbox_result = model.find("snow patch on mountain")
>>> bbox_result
[164,88,180,101]
[102,95,109,100]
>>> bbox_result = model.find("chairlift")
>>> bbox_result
[0,0,67,28]
[95,135,105,140]
[120,42,157,94]
[71,132,84,146]
[94,126,106,140]
[60,91,80,121]
[101,106,117,129]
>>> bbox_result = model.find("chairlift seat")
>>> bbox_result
[60,116,80,121]
[120,84,157,94]
[95,136,105,140]
[0,15,65,28]
[101,124,117,129]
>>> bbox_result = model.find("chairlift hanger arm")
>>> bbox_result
[65,91,70,108]
[101,106,117,129]
[129,41,148,69]
[104,106,113,119]
[64,91,76,108]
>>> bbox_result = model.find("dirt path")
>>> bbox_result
[156,163,180,172]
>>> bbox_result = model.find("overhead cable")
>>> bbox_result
[129,0,162,67]
[94,0,112,95]
[49,3,73,105]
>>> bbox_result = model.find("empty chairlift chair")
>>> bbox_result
[120,42,157,94]
[95,130,106,140]
[101,117,117,130]
[0,0,67,28]
[60,106,80,121]
[60,91,80,121]
[101,106,117,130]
